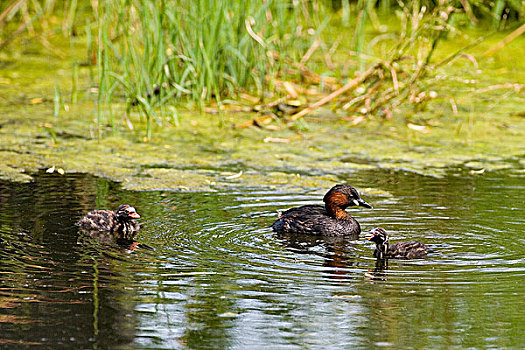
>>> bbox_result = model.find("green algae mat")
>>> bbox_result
[1,33,524,190]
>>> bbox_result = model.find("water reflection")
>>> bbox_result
[277,232,362,280]
[364,259,389,281]
[0,169,524,348]
[0,173,142,348]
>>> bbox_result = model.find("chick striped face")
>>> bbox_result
[117,205,140,219]
[366,227,388,244]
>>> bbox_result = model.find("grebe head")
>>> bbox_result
[365,227,389,245]
[116,204,140,220]
[323,184,372,209]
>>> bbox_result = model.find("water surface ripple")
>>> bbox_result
[0,170,523,349]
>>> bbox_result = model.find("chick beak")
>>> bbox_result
[129,212,140,219]
[365,232,375,241]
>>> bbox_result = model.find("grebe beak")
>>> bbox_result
[355,198,372,209]
[365,232,375,240]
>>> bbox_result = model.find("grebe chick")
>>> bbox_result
[366,227,428,259]
[271,184,372,236]
[77,204,140,240]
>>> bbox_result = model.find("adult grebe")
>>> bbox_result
[271,184,371,236]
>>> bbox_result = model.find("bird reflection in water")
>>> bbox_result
[276,232,362,280]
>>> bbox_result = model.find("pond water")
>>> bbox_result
[0,168,523,349]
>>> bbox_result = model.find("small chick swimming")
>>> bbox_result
[77,204,140,240]
[271,184,372,236]
[366,227,429,259]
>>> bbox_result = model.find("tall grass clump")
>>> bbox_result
[94,0,326,139]
[1,0,522,137]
